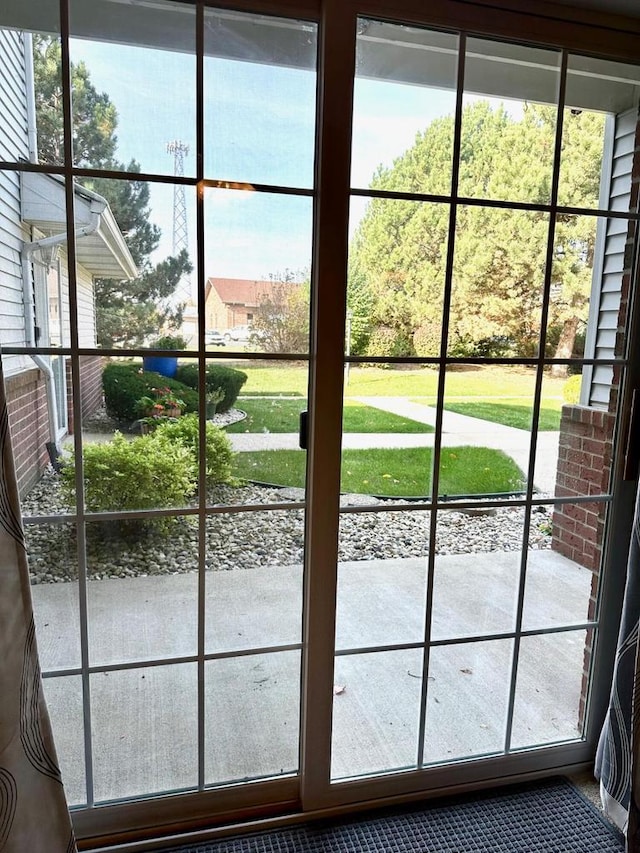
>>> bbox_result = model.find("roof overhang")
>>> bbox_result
[4,0,640,113]
[21,172,138,279]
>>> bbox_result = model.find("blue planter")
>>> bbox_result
[143,355,178,379]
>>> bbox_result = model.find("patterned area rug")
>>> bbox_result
[163,777,623,853]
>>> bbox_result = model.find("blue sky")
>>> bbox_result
[70,36,457,288]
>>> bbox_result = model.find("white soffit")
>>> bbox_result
[1,0,639,111]
[21,172,138,280]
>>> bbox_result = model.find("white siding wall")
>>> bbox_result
[57,255,97,348]
[0,29,29,371]
[586,107,637,408]
[76,267,97,348]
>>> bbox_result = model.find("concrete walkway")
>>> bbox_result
[227,397,560,494]
[34,549,590,804]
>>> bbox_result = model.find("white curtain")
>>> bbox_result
[596,484,640,852]
[0,359,76,853]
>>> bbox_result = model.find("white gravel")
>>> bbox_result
[21,405,551,584]
[21,469,551,585]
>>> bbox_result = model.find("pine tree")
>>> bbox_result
[32,36,192,347]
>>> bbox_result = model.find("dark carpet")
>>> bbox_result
[162,777,623,853]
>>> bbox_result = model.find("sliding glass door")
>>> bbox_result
[303,7,640,810]
[2,0,640,840]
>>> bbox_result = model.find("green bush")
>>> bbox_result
[60,432,197,515]
[149,334,188,350]
[103,362,198,423]
[563,374,582,404]
[174,363,247,413]
[155,414,234,486]
[366,326,415,359]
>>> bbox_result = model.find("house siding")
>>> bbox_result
[587,107,637,408]
[0,28,29,362]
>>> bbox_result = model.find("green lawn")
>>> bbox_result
[230,363,569,404]
[232,446,525,497]
[227,399,432,434]
[442,400,562,431]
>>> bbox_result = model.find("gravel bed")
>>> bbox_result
[21,468,552,584]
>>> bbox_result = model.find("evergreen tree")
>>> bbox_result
[349,101,604,369]
[32,36,191,347]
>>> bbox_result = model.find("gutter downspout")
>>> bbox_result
[21,214,102,462]
[22,31,61,461]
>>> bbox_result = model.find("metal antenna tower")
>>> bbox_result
[167,140,191,302]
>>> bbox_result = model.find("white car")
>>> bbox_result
[223,325,252,343]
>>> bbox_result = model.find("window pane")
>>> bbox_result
[331,649,422,780]
[84,177,197,350]
[91,663,198,802]
[340,367,437,498]
[205,651,300,785]
[511,630,590,748]
[449,206,549,359]
[204,10,317,188]
[432,510,523,641]
[86,520,198,667]
[205,510,304,655]
[523,504,602,631]
[69,0,196,175]
[352,20,458,193]
[42,676,86,806]
[561,55,640,211]
[461,39,560,204]
[537,368,615,501]
[423,639,512,764]
[30,528,80,671]
[347,199,449,359]
[221,358,309,505]
[336,509,430,650]
[440,364,533,500]
[205,189,312,356]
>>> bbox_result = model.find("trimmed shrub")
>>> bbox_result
[365,326,415,359]
[175,363,247,413]
[60,432,196,515]
[103,362,198,423]
[413,322,440,358]
[155,414,234,486]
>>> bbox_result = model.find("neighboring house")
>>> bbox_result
[204,276,298,331]
[0,28,136,494]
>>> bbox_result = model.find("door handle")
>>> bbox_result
[299,410,308,450]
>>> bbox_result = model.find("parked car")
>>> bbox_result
[205,329,226,346]
[223,325,252,343]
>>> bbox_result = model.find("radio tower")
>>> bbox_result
[167,140,191,302]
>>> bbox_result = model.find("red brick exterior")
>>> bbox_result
[5,368,51,495]
[65,355,104,435]
[551,404,613,571]
[5,355,103,495]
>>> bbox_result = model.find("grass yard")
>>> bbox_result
[441,399,562,431]
[227,399,432,434]
[230,363,569,404]
[232,446,526,497]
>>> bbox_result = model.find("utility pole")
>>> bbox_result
[167,140,191,303]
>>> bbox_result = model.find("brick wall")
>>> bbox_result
[551,405,613,571]
[65,355,104,434]
[5,368,51,495]
[5,356,103,495]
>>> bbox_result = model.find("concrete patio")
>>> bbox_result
[32,548,592,806]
